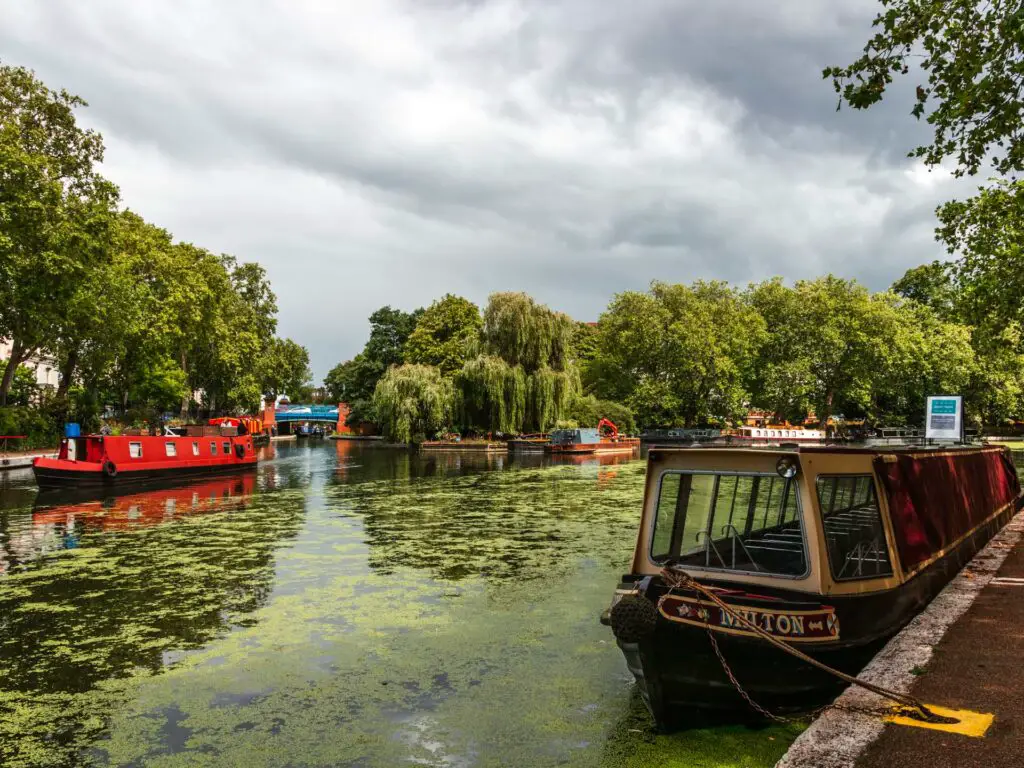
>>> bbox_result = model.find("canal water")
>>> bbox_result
[0,441,801,767]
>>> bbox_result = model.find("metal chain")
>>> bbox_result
[662,577,806,722]
[702,616,830,723]
[661,566,942,723]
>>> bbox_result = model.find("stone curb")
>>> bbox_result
[775,508,1024,768]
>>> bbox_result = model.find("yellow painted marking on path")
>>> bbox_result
[884,704,994,738]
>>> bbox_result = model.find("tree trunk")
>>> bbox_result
[0,337,26,406]
[179,350,190,420]
[57,347,79,400]
[819,390,834,431]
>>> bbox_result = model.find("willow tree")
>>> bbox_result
[372,364,454,443]
[527,365,578,432]
[482,292,574,373]
[456,355,526,434]
[452,293,582,434]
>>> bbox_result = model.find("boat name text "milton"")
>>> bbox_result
[657,595,840,642]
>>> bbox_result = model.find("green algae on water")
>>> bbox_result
[0,446,804,767]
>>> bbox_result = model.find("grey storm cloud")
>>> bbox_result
[0,0,968,379]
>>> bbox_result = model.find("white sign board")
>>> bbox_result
[926,395,963,441]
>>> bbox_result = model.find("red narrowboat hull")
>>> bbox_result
[33,435,258,490]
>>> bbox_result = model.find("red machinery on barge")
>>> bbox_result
[33,430,258,490]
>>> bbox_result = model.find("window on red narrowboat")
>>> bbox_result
[129,442,143,458]
[210,442,218,455]
[650,471,807,577]
[815,475,893,580]
[192,441,200,456]
[165,442,177,457]
[222,441,230,454]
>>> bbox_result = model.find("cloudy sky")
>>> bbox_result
[0,1,965,379]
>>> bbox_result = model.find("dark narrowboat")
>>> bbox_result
[603,444,1022,726]
[33,433,258,489]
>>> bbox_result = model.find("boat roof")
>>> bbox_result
[648,442,1004,456]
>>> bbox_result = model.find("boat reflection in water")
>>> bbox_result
[20,474,257,566]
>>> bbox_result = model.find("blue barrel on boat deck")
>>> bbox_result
[64,423,81,438]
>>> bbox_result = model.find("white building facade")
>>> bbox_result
[0,339,59,389]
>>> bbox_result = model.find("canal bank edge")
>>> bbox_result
[775,506,1024,768]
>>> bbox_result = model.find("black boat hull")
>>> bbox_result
[33,461,258,491]
[616,500,1019,727]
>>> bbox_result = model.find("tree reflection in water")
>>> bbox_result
[0,442,802,768]
[0,470,305,766]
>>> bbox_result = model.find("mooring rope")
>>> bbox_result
[659,566,942,722]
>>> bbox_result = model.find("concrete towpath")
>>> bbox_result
[0,449,56,471]
[855,532,1024,768]
[778,507,1024,768]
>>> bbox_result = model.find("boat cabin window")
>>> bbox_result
[192,441,200,456]
[222,441,230,455]
[210,442,218,455]
[651,471,807,577]
[129,442,143,459]
[165,442,177,457]
[815,475,893,580]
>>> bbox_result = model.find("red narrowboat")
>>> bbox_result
[33,432,258,489]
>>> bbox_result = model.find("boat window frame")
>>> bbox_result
[222,440,231,455]
[129,441,143,459]
[648,468,811,580]
[210,441,218,456]
[165,442,177,458]
[814,473,894,582]
[192,441,200,456]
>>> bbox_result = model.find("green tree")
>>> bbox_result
[572,322,599,368]
[404,295,482,375]
[372,364,455,443]
[261,338,312,403]
[480,292,574,373]
[364,306,422,368]
[747,277,890,426]
[451,293,581,434]
[229,260,278,340]
[871,295,977,424]
[324,306,422,427]
[128,356,189,417]
[0,364,38,407]
[564,394,636,434]
[455,354,527,434]
[891,261,958,318]
[323,353,379,424]
[745,277,978,427]
[936,179,1024,333]
[825,1,1024,178]
[54,212,171,418]
[894,183,1024,423]
[965,323,1024,426]
[590,281,764,428]
[0,62,118,404]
